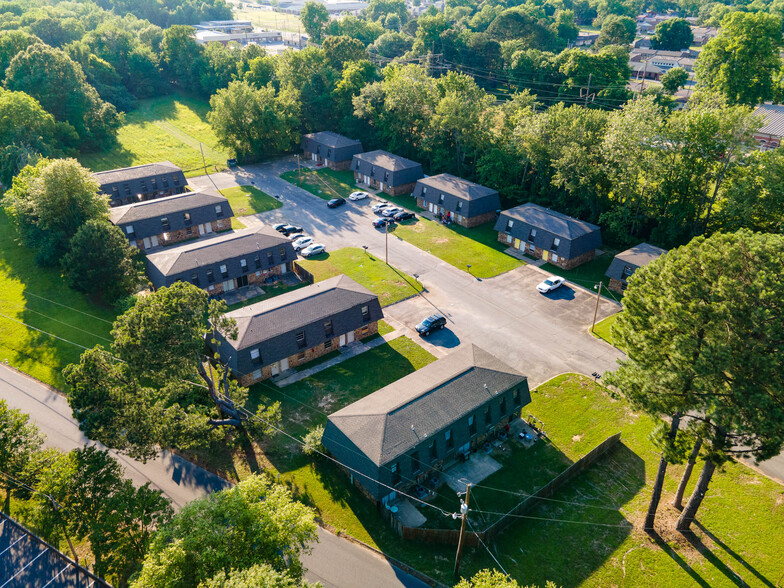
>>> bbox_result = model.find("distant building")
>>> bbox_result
[495,203,602,269]
[194,20,254,33]
[322,345,530,503]
[752,104,784,150]
[574,32,599,47]
[630,48,697,73]
[690,26,718,46]
[301,132,363,171]
[351,150,424,196]
[211,275,383,384]
[145,227,296,294]
[412,174,500,228]
[94,161,187,207]
[109,189,233,250]
[605,243,667,293]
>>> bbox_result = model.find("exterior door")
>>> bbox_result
[198,224,206,236]
[270,363,280,376]
[513,238,521,249]
[236,275,249,288]
[279,263,287,273]
[204,223,213,234]
[347,331,355,343]
[429,203,435,213]
[364,175,371,184]
[280,358,289,371]
[142,237,151,249]
[542,251,549,261]
[151,235,158,247]
[223,279,235,292]
[339,334,346,346]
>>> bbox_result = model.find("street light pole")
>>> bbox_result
[297,154,302,187]
[591,281,603,333]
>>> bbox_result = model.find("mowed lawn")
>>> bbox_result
[0,211,116,389]
[297,247,422,306]
[592,313,621,349]
[280,167,352,201]
[78,94,232,177]
[219,185,282,217]
[233,7,302,32]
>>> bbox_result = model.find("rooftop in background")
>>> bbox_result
[353,150,421,171]
[0,511,111,588]
[109,188,227,225]
[415,174,498,201]
[302,131,362,149]
[500,203,600,240]
[613,243,667,267]
[752,104,784,138]
[194,20,253,32]
[92,161,182,185]
[226,274,379,347]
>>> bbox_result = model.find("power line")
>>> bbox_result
[467,507,631,528]
[19,308,112,342]
[466,517,510,578]
[21,292,114,324]
[0,313,92,351]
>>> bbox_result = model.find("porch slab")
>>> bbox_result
[392,498,427,528]
[219,285,264,306]
[444,453,502,494]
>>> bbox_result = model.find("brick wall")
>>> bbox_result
[462,210,497,228]
[329,159,352,171]
[496,232,595,269]
[384,182,416,197]
[213,218,232,233]
[159,227,199,247]
[608,278,626,294]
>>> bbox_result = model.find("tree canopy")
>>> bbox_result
[651,17,693,50]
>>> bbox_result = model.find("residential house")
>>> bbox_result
[301,131,363,171]
[322,345,530,504]
[690,26,718,46]
[604,242,667,293]
[94,161,187,207]
[494,202,602,269]
[752,104,784,150]
[630,48,697,72]
[210,275,383,384]
[109,189,233,250]
[351,150,424,196]
[412,174,501,228]
[574,31,599,47]
[145,227,296,294]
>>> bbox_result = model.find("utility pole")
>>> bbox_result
[453,483,472,580]
[591,281,603,333]
[297,154,302,187]
[583,73,592,107]
[641,59,649,94]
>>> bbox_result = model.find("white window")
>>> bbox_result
[250,349,260,360]
[125,225,134,234]
[252,368,262,380]
[215,204,223,217]
[529,243,535,251]
[552,253,559,263]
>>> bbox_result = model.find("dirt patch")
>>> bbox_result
[433,237,451,244]
[572,434,583,442]
[317,393,336,411]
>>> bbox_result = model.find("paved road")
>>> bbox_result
[0,365,430,587]
[190,159,624,386]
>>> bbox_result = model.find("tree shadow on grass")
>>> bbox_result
[647,531,712,588]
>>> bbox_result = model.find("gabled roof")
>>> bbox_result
[353,150,421,171]
[227,275,379,347]
[498,203,600,240]
[605,242,667,281]
[302,131,362,149]
[145,227,290,276]
[327,345,526,466]
[92,161,182,185]
[415,174,498,201]
[753,104,784,138]
[109,188,229,225]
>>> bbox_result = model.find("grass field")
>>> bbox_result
[297,247,422,306]
[233,7,303,32]
[220,185,282,217]
[78,94,232,177]
[280,168,352,201]
[592,313,620,348]
[0,211,117,389]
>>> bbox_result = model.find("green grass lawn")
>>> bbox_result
[393,218,524,278]
[281,167,354,201]
[540,249,622,302]
[78,94,232,177]
[233,6,303,32]
[297,247,422,306]
[591,313,621,349]
[377,319,395,336]
[219,185,282,217]
[0,211,117,389]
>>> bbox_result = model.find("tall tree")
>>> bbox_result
[300,1,330,43]
[660,67,688,94]
[132,474,318,588]
[0,401,43,512]
[651,18,694,50]
[203,564,319,587]
[595,15,636,47]
[695,12,783,106]
[161,25,207,94]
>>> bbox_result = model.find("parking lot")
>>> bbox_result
[188,159,624,386]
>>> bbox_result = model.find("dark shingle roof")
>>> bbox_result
[92,161,182,185]
[496,203,600,239]
[146,227,290,276]
[109,188,230,225]
[753,104,784,138]
[227,275,379,347]
[414,174,498,201]
[353,150,421,172]
[328,345,526,465]
[302,131,362,149]
[605,242,667,281]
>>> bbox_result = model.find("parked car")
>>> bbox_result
[327,197,346,208]
[373,217,393,228]
[280,224,303,236]
[415,314,446,336]
[301,243,326,258]
[293,236,314,250]
[227,158,238,168]
[273,223,287,232]
[349,191,369,201]
[536,276,565,294]
[288,232,304,240]
[393,211,415,222]
[382,207,403,217]
[372,202,392,213]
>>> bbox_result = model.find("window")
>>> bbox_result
[527,228,537,242]
[240,259,248,273]
[355,159,360,169]
[250,349,261,364]
[430,441,437,461]
[125,225,135,237]
[215,205,223,218]
[267,251,273,265]
[361,305,370,322]
[162,178,169,188]
[279,246,287,260]
[391,462,400,485]
[151,178,157,190]
[173,175,180,186]
[622,265,634,278]
[552,238,560,251]
[411,451,421,474]
[456,201,463,211]
[422,187,427,194]
[500,396,507,415]
[112,186,119,196]
[439,194,445,203]
[370,166,375,177]
[297,351,306,361]
[207,270,215,283]
[326,148,332,158]
[468,415,476,435]
[252,368,262,380]
[484,406,491,425]
[445,429,454,449]
[186,226,192,235]
[296,331,306,348]
[514,388,521,407]
[140,180,147,192]
[324,320,333,337]
[123,183,131,195]
[161,216,170,230]
[220,264,228,279]
[324,339,332,350]
[505,219,514,232]
[190,273,199,286]
[183,212,192,226]
[384,171,389,182]
[254,256,261,269]
[551,253,559,263]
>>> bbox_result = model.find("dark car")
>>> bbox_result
[415,314,446,337]
[226,158,238,168]
[327,197,346,208]
[393,211,415,222]
[280,224,303,236]
[373,217,393,228]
